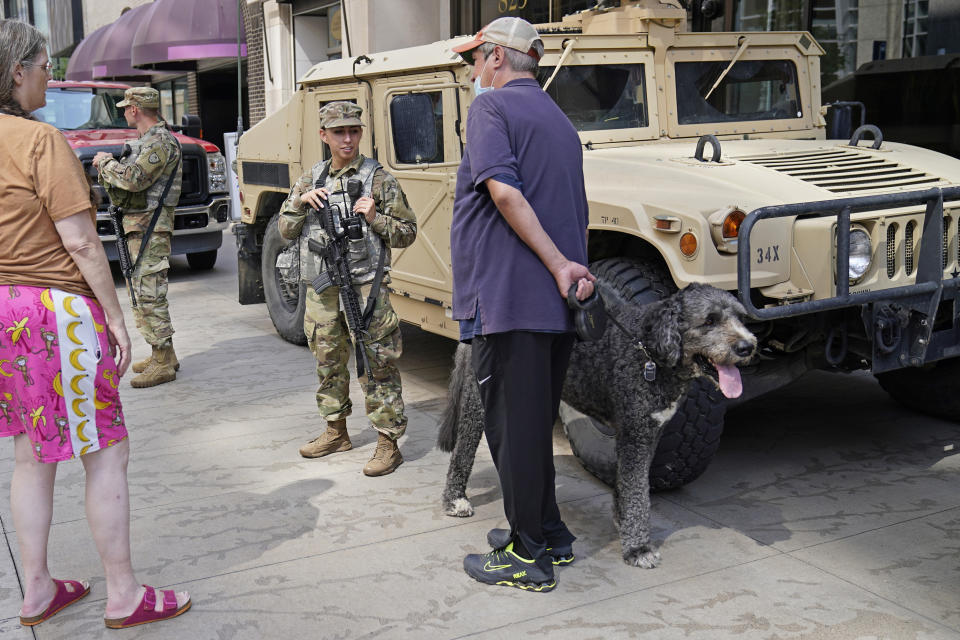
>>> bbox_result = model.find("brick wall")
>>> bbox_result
[187,72,199,119]
[243,1,266,126]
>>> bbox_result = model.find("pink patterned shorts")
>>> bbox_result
[0,285,127,463]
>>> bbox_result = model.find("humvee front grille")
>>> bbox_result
[905,220,915,275]
[734,149,948,195]
[886,223,897,278]
[884,212,960,281]
[944,217,951,270]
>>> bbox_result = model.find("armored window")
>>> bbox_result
[675,59,803,124]
[390,92,444,165]
[539,64,648,132]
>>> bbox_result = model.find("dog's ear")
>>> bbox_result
[641,296,682,367]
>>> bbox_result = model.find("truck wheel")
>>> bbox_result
[186,250,218,271]
[875,357,960,422]
[562,256,727,491]
[262,213,307,345]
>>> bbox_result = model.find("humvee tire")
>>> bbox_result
[187,250,218,271]
[875,357,960,422]
[262,213,307,345]
[562,256,726,491]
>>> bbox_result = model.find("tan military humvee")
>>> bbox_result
[234,0,960,489]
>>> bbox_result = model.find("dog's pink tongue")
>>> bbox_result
[714,363,743,398]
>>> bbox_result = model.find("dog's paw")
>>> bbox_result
[443,497,474,518]
[623,546,661,569]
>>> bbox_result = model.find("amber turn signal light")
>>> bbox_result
[680,232,698,257]
[722,209,745,238]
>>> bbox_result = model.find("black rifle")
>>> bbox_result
[101,138,181,308]
[107,205,137,306]
[307,177,373,378]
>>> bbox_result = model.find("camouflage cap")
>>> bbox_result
[116,86,160,109]
[318,101,364,129]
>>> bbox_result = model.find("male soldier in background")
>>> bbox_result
[94,87,182,388]
[278,101,417,476]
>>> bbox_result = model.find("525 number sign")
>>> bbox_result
[498,0,529,11]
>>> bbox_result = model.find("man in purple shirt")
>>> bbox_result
[451,16,595,593]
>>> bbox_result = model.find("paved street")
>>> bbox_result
[0,230,958,639]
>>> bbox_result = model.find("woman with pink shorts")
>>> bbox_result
[0,19,190,629]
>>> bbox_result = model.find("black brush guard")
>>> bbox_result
[737,186,960,373]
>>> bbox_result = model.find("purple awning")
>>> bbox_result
[131,0,247,71]
[90,5,152,80]
[65,24,111,81]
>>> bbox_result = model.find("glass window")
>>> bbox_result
[154,77,189,124]
[675,59,803,124]
[733,0,857,91]
[475,0,614,29]
[735,0,805,31]
[902,0,928,58]
[390,92,444,164]
[538,64,648,131]
[33,86,128,129]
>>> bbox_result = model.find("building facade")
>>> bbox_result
[3,1,954,140]
[243,0,959,125]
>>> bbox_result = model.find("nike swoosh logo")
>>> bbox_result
[484,561,511,571]
[478,375,493,386]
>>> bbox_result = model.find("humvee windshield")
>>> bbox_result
[34,87,128,130]
[675,59,802,124]
[540,64,648,131]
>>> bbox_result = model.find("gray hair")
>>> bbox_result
[0,20,46,118]
[478,40,543,74]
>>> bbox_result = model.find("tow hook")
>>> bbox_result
[874,303,906,354]
[825,324,848,366]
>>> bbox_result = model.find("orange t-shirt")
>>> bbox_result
[0,115,96,298]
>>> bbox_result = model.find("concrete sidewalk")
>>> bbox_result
[1,234,958,639]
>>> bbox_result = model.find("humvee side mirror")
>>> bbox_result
[389,93,438,164]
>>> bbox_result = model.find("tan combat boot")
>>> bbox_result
[130,345,177,388]
[299,418,352,458]
[132,345,180,374]
[362,433,403,477]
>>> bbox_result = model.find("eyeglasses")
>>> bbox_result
[22,60,54,74]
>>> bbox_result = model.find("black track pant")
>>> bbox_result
[471,330,577,560]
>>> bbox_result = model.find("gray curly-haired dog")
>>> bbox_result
[437,280,756,568]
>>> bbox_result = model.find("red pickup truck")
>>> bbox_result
[35,80,231,270]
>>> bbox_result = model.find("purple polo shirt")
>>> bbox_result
[451,77,589,337]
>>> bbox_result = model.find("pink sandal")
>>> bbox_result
[19,578,90,626]
[104,585,191,629]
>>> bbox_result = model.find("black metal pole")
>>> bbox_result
[237,0,243,140]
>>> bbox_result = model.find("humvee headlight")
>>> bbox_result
[708,206,746,253]
[836,224,872,283]
[848,226,872,282]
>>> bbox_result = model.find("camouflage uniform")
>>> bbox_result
[279,149,417,440]
[96,89,182,350]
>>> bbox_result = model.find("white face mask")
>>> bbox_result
[473,56,496,96]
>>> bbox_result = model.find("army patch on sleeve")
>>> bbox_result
[148,152,161,164]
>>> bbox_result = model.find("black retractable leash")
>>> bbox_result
[566,284,657,382]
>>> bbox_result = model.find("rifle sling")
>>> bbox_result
[361,240,387,326]
[131,137,182,274]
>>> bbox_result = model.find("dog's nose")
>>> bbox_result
[734,339,755,357]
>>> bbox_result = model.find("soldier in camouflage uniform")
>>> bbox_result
[278,101,417,476]
[94,87,182,388]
